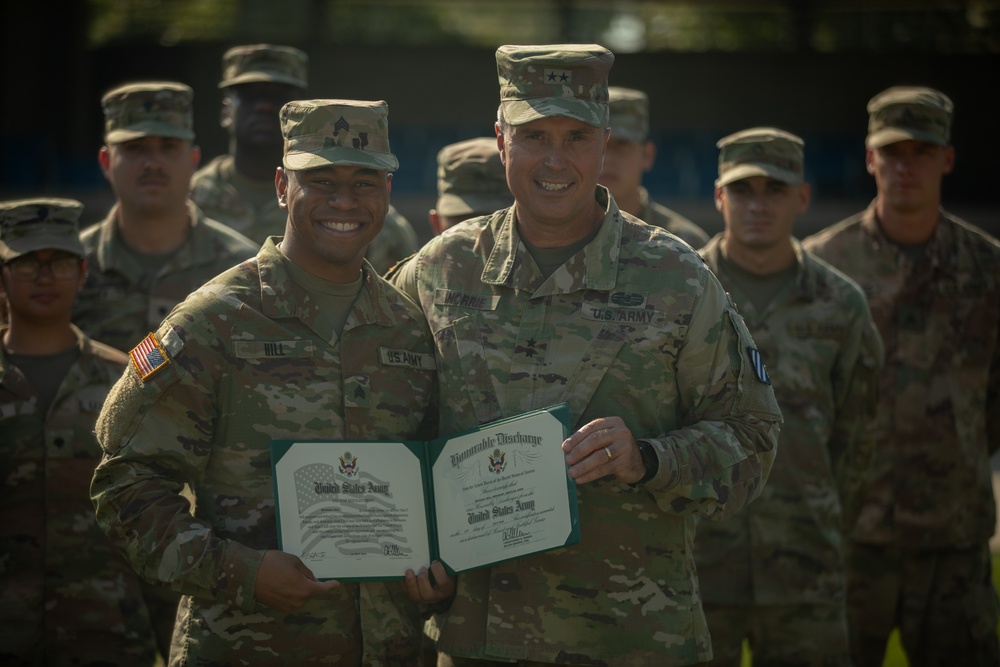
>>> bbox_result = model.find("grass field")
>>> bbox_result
[739,554,1000,666]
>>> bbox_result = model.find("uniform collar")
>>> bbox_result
[480,185,622,292]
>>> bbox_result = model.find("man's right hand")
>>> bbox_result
[254,550,340,611]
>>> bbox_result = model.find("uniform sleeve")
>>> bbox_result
[91,319,264,613]
[640,274,782,521]
[387,250,421,304]
[827,296,884,528]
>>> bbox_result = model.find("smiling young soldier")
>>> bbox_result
[391,44,781,667]
[695,128,883,666]
[803,87,1000,666]
[91,99,452,665]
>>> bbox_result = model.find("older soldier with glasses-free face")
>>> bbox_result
[392,44,781,667]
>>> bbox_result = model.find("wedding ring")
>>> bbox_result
[605,447,613,460]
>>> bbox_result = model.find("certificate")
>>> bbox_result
[270,403,580,581]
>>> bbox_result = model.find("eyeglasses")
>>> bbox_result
[4,255,81,281]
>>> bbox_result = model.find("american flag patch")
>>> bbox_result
[130,332,170,381]
[746,347,771,385]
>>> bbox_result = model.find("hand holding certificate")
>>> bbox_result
[270,403,580,581]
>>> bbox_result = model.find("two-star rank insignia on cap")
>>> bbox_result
[130,332,170,381]
[746,347,771,385]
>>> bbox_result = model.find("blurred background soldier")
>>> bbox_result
[803,86,1000,667]
[428,136,513,236]
[73,80,257,655]
[695,128,883,666]
[75,80,257,354]
[0,198,159,666]
[599,86,709,248]
[190,43,308,245]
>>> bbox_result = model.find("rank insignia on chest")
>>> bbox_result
[130,332,170,382]
[746,346,771,385]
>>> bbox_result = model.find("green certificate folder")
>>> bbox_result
[270,403,580,581]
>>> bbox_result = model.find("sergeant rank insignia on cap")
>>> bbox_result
[747,347,771,385]
[130,332,170,381]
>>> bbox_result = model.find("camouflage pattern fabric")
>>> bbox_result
[189,154,283,245]
[91,239,438,666]
[844,542,1000,667]
[391,187,782,666]
[802,204,1000,549]
[694,236,883,663]
[703,603,851,666]
[365,207,420,275]
[637,186,710,249]
[803,204,1000,664]
[0,326,158,666]
[73,201,258,353]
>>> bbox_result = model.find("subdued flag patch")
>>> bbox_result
[746,346,771,385]
[130,332,170,381]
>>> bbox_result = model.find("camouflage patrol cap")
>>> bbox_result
[496,44,613,127]
[866,86,953,148]
[280,99,399,171]
[0,198,85,261]
[436,137,513,217]
[219,44,308,90]
[102,81,195,144]
[608,86,649,142]
[716,127,804,188]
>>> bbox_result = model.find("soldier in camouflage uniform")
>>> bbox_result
[802,87,1000,666]
[428,136,513,236]
[91,99,453,666]
[190,44,420,271]
[694,128,884,666]
[391,44,782,667]
[75,81,258,356]
[189,44,308,245]
[598,86,710,248]
[0,199,159,665]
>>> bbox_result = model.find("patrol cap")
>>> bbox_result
[0,198,85,261]
[436,137,513,218]
[716,127,804,188]
[866,86,953,148]
[280,99,399,172]
[608,86,649,142]
[496,44,613,128]
[102,81,195,144]
[219,44,308,90]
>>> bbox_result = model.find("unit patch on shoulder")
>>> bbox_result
[130,332,170,381]
[746,346,771,385]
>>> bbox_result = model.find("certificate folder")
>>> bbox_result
[271,403,580,581]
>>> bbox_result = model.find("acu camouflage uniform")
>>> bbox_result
[606,87,709,249]
[802,205,1000,655]
[695,235,883,663]
[91,239,439,666]
[803,205,1000,550]
[392,188,782,666]
[73,201,258,353]
[803,86,1000,664]
[0,325,159,666]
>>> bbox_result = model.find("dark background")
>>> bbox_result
[2,1,997,242]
